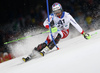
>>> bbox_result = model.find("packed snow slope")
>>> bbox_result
[0,29,100,73]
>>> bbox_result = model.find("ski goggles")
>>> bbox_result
[53,9,62,14]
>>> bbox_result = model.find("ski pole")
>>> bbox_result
[4,27,58,44]
[4,31,48,44]
[46,0,59,50]
[91,32,97,36]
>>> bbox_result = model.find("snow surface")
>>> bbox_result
[0,29,100,73]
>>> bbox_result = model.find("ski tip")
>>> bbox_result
[22,58,26,62]
[40,52,44,56]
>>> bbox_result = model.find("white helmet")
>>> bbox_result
[52,2,62,14]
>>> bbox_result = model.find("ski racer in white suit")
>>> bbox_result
[22,2,91,62]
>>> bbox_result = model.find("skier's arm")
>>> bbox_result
[43,15,54,29]
[69,14,91,39]
[69,14,84,34]
[43,20,49,29]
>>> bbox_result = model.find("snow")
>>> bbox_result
[0,29,100,73]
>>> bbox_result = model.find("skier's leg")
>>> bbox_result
[46,29,69,50]
[34,42,47,52]
[40,33,61,56]
[48,33,61,50]
[22,42,47,62]
[61,29,69,39]
[41,29,69,52]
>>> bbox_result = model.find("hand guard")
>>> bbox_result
[82,32,91,40]
[51,27,58,33]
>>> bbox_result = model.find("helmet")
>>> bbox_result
[52,2,62,14]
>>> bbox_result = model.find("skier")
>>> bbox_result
[22,2,91,62]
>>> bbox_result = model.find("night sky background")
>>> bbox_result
[0,0,45,24]
[0,0,99,25]
[0,0,62,24]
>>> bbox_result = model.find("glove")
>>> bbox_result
[45,20,54,29]
[82,32,91,40]
[46,27,58,33]
[51,27,58,33]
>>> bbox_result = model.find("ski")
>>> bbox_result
[22,49,57,62]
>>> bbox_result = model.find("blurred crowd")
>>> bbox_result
[0,0,100,63]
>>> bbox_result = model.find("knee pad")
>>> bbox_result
[35,43,47,52]
[55,33,61,44]
[48,34,61,50]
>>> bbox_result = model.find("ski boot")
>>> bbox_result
[22,56,31,62]
[40,46,50,56]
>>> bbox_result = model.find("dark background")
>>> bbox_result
[0,0,99,24]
